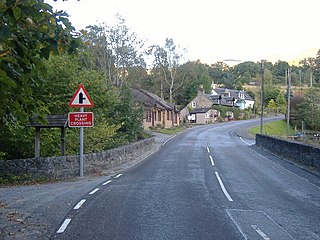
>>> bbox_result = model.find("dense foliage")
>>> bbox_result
[0,0,80,124]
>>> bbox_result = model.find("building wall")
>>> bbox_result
[143,108,180,129]
[245,100,254,109]
[188,95,213,110]
[192,110,216,124]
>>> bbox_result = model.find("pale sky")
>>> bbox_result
[46,0,319,65]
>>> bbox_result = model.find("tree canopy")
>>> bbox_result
[0,0,80,124]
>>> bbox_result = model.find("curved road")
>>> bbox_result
[52,119,320,239]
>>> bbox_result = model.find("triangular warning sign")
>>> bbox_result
[68,84,94,108]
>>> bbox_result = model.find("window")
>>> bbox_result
[146,110,151,122]
[158,111,161,121]
[191,101,196,108]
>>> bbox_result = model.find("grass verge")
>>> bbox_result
[248,119,295,137]
[151,125,188,135]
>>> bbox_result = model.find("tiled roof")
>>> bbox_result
[189,108,211,114]
[212,88,253,101]
[132,89,178,111]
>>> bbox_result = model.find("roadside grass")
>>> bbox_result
[151,125,188,135]
[248,119,295,137]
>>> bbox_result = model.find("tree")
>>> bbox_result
[0,0,79,124]
[314,49,320,84]
[232,61,260,86]
[290,90,320,131]
[273,60,289,85]
[150,38,186,102]
[267,99,276,109]
[299,57,316,87]
[209,62,229,80]
[82,16,146,87]
[264,86,281,107]
[208,62,232,88]
[81,24,114,84]
[174,60,212,106]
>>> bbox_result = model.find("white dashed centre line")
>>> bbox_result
[251,225,271,240]
[206,147,210,153]
[74,199,86,210]
[215,172,233,202]
[209,155,215,166]
[89,188,99,195]
[57,218,71,233]
[114,173,123,179]
[102,180,112,186]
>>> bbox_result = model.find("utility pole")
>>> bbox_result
[299,69,302,95]
[260,60,265,135]
[286,68,291,139]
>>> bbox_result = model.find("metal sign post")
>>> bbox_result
[79,107,84,177]
[68,84,94,177]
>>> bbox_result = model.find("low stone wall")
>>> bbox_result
[256,134,320,172]
[0,137,155,180]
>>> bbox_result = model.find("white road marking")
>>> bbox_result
[102,180,112,186]
[251,225,271,240]
[209,155,215,166]
[239,136,253,145]
[114,173,123,179]
[74,199,86,210]
[57,218,71,233]
[163,135,175,145]
[206,147,210,153]
[215,172,233,202]
[89,188,99,195]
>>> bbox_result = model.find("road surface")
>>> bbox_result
[51,119,320,239]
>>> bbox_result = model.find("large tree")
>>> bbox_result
[174,60,212,106]
[83,15,146,87]
[149,38,186,102]
[0,0,79,124]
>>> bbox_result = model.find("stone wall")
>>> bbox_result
[256,134,320,172]
[0,137,155,180]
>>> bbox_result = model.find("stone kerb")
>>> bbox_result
[256,134,320,172]
[0,137,155,180]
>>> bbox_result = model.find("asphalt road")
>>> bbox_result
[51,119,320,240]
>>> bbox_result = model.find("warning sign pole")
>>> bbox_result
[79,107,84,177]
[68,84,94,177]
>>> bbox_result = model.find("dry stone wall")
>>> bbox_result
[0,137,155,180]
[256,134,320,172]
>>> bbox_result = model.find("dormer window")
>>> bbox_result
[239,91,245,99]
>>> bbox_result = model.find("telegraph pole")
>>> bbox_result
[286,68,291,139]
[299,69,302,95]
[260,60,265,135]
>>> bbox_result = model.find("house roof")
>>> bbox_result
[189,108,211,114]
[132,89,178,112]
[212,88,253,101]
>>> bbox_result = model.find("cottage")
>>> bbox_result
[211,82,254,109]
[188,108,219,124]
[181,82,254,124]
[132,89,180,129]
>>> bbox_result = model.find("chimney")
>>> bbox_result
[198,85,205,95]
